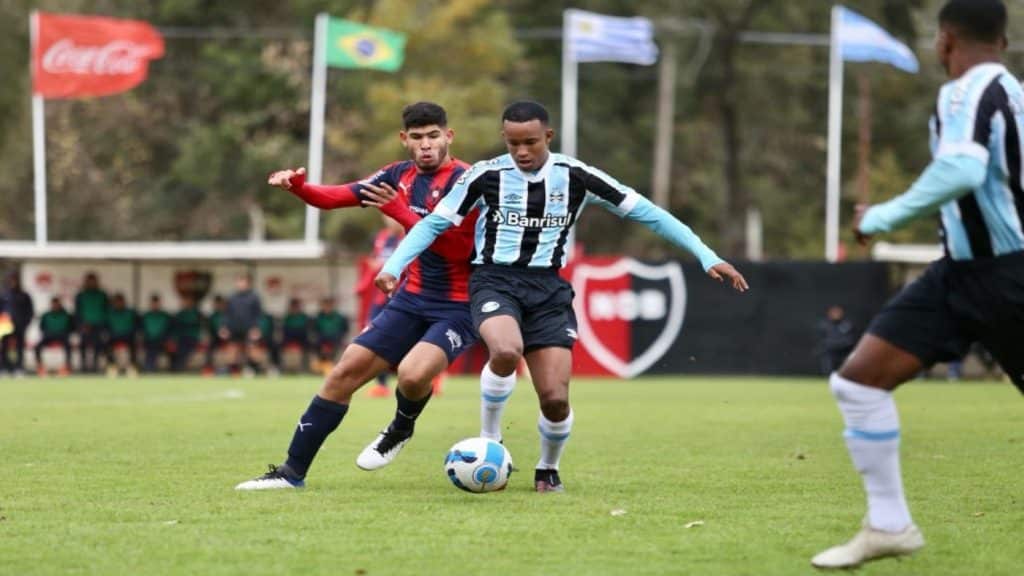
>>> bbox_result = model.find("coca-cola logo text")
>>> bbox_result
[41,39,153,76]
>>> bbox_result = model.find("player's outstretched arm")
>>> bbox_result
[375,214,453,295]
[360,182,420,230]
[855,154,986,244]
[267,166,362,210]
[625,196,748,292]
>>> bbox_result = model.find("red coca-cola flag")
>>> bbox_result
[32,12,164,99]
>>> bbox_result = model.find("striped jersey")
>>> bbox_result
[931,62,1024,259]
[354,159,477,301]
[433,153,641,269]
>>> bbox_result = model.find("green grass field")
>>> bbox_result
[1,375,1020,575]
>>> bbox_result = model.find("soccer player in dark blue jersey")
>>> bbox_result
[378,100,748,493]
[812,1,1024,569]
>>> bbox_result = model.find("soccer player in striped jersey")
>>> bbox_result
[377,100,748,493]
[236,102,478,490]
[812,1,1024,568]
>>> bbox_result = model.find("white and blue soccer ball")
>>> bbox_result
[444,437,513,493]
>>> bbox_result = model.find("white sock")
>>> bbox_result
[480,363,516,441]
[537,409,574,470]
[830,372,912,533]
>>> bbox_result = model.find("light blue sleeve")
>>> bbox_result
[859,155,987,234]
[623,196,725,271]
[380,214,453,277]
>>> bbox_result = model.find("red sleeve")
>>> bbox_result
[378,197,421,231]
[286,171,361,209]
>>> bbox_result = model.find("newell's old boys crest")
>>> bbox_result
[571,258,686,378]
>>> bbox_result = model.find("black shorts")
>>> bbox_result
[867,252,1024,392]
[470,265,578,353]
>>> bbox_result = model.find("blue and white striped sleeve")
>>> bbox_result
[859,155,987,234]
[932,81,993,164]
[859,80,997,234]
[577,163,724,271]
[380,214,452,278]
[432,161,489,225]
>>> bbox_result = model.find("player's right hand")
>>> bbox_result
[268,167,305,190]
[707,262,749,293]
[375,272,398,297]
[852,203,873,246]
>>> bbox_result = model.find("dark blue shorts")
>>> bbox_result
[352,290,476,367]
[868,252,1024,393]
[470,265,578,353]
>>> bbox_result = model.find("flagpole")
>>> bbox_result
[561,9,579,259]
[305,12,328,245]
[825,5,844,262]
[30,10,47,246]
[561,10,578,158]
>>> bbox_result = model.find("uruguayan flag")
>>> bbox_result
[837,6,919,73]
[565,9,658,66]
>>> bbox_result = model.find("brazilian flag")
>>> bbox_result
[325,18,406,72]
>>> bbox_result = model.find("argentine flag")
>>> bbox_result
[837,6,918,73]
[565,9,658,66]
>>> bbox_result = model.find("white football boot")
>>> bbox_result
[234,465,305,491]
[356,428,412,471]
[812,522,924,569]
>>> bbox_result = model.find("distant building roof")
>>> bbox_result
[0,241,327,262]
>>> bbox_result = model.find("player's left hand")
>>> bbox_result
[707,262,749,293]
[852,203,873,246]
[361,182,401,208]
[375,272,398,297]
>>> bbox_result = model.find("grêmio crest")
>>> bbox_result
[571,258,686,378]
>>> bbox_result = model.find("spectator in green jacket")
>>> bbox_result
[141,294,172,372]
[281,298,311,366]
[173,295,203,372]
[257,312,279,374]
[314,297,349,364]
[75,272,109,373]
[204,294,227,374]
[105,293,139,370]
[35,297,74,374]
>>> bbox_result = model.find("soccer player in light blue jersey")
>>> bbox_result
[377,100,748,493]
[813,0,1024,569]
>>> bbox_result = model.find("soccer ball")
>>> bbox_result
[444,437,513,493]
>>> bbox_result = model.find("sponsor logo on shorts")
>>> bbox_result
[445,329,463,351]
[481,301,500,313]
[566,328,578,340]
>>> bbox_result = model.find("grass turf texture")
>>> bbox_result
[1,376,1020,576]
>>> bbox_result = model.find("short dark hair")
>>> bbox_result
[402,102,447,129]
[502,101,549,125]
[939,0,1007,44]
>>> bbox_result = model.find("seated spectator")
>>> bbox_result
[281,298,311,369]
[314,297,349,368]
[173,295,203,372]
[1,273,33,376]
[75,271,109,374]
[105,293,139,375]
[141,294,173,372]
[204,294,228,375]
[255,312,279,375]
[36,297,74,375]
[221,274,262,375]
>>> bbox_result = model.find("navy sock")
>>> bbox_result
[390,388,431,433]
[284,395,348,479]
